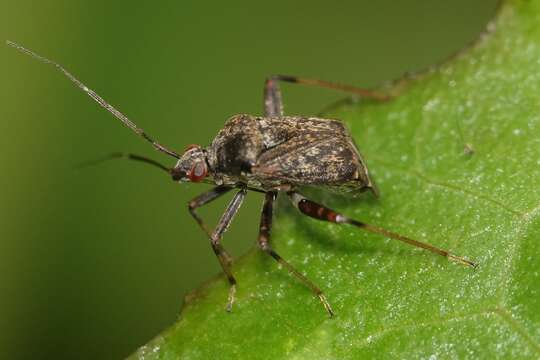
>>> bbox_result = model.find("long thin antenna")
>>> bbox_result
[75,152,171,173]
[6,40,180,159]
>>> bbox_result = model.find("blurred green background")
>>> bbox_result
[1,1,498,358]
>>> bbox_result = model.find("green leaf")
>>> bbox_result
[131,1,540,358]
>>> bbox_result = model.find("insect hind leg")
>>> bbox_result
[270,74,391,100]
[287,191,477,268]
[263,77,284,117]
[263,74,391,117]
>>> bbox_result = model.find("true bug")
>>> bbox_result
[8,41,476,317]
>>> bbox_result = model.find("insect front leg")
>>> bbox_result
[287,191,477,268]
[258,191,334,317]
[188,186,247,311]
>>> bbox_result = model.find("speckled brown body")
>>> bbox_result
[206,114,376,195]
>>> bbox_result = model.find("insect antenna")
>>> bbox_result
[75,152,171,174]
[6,40,180,159]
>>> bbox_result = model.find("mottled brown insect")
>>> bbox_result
[8,41,476,317]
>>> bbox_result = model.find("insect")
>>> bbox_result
[8,41,476,317]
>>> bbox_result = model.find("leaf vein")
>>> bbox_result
[494,307,540,354]
[356,306,539,354]
[356,308,496,348]
[500,203,540,305]
[370,157,522,217]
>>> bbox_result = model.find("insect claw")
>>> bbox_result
[318,293,335,317]
[447,254,478,269]
[226,284,237,312]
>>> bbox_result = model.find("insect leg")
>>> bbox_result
[263,77,284,117]
[269,74,392,101]
[189,186,246,311]
[287,191,477,268]
[258,191,334,317]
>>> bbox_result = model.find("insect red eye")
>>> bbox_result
[188,161,207,182]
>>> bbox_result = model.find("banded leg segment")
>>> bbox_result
[263,74,392,117]
[188,186,247,311]
[258,191,334,317]
[287,191,477,268]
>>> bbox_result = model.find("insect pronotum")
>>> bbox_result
[8,40,476,317]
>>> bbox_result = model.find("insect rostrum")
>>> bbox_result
[8,41,476,317]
